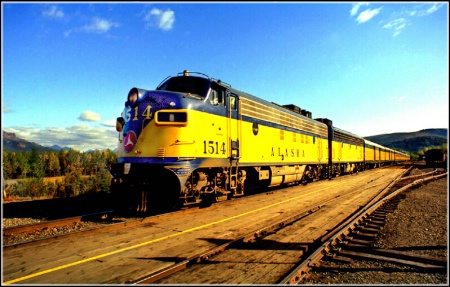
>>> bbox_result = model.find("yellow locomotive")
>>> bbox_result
[111,70,410,212]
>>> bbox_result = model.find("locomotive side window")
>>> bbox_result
[209,83,225,107]
[229,95,237,110]
[210,90,219,105]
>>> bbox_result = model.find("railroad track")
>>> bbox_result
[3,182,283,247]
[3,210,114,237]
[2,166,391,246]
[128,166,447,284]
[279,169,447,284]
[4,165,444,284]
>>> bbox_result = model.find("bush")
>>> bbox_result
[12,178,48,199]
[3,168,112,199]
[63,170,83,197]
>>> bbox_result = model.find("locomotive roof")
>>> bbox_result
[164,71,327,128]
[332,126,363,139]
[223,82,326,127]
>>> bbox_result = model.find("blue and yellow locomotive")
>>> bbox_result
[110,70,410,212]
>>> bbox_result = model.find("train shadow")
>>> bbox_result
[2,192,116,220]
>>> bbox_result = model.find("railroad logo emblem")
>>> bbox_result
[124,131,137,152]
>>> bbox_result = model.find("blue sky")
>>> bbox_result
[2,2,448,152]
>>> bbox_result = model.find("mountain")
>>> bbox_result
[2,131,73,152]
[365,128,448,154]
[2,131,55,152]
[50,144,71,151]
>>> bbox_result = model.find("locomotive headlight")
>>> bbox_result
[128,89,138,105]
[116,117,124,132]
[155,110,188,126]
[126,87,146,107]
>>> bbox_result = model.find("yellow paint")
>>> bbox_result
[116,110,330,165]
[332,141,363,163]
[114,108,409,164]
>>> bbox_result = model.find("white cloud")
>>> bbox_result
[78,110,101,122]
[382,18,409,37]
[42,5,64,19]
[82,17,120,34]
[350,2,369,17]
[401,3,445,18]
[64,30,72,38]
[144,8,175,31]
[2,102,13,113]
[378,3,444,37]
[423,3,445,15]
[389,96,407,102]
[101,120,117,127]
[356,7,383,24]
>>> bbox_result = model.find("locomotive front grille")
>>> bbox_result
[158,148,165,157]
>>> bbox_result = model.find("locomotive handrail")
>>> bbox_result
[171,140,196,145]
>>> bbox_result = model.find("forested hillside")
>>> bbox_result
[365,128,447,153]
[3,131,55,152]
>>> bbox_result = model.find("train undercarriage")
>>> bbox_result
[110,161,377,214]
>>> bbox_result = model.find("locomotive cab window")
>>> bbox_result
[209,83,225,107]
[209,89,225,107]
[157,76,210,99]
[229,96,237,110]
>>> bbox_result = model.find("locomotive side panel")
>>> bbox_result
[239,120,328,165]
[239,97,328,165]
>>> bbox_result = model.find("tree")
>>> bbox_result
[29,148,45,178]
[58,150,69,175]
[3,151,13,179]
[66,149,82,173]
[48,151,61,176]
[14,152,30,178]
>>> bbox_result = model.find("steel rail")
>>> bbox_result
[278,171,447,284]
[3,210,114,236]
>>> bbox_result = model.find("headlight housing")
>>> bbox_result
[126,87,146,107]
[155,110,188,126]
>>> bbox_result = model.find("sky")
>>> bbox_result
[2,1,449,152]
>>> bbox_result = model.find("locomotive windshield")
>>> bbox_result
[157,76,211,99]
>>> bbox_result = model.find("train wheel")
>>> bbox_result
[149,170,182,213]
[137,189,148,213]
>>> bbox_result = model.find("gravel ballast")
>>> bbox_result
[305,169,448,285]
